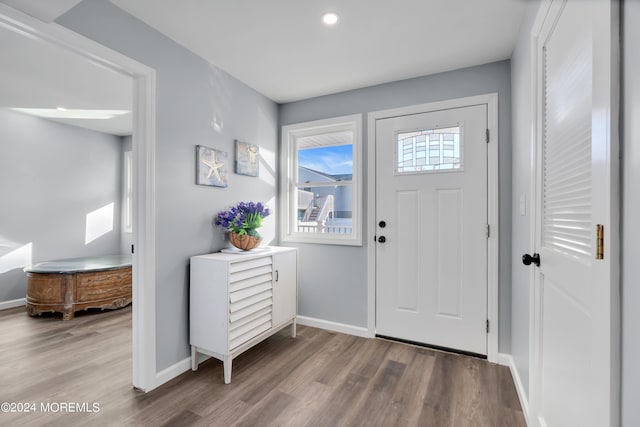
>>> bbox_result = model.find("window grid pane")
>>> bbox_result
[397,126,462,173]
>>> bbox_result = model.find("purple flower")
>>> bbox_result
[213,201,271,236]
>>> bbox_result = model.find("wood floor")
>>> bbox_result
[0,306,526,426]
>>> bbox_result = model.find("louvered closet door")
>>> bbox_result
[530,0,618,426]
[228,257,273,350]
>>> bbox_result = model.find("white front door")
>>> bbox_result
[529,1,619,426]
[375,104,488,355]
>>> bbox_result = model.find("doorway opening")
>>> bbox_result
[0,5,157,391]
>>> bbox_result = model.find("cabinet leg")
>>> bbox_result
[191,346,199,371]
[223,356,232,384]
[291,319,297,338]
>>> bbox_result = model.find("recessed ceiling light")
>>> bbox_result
[322,12,339,26]
[11,108,130,120]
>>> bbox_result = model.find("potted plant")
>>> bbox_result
[214,201,271,250]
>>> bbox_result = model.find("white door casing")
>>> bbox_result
[375,103,489,356]
[0,4,159,391]
[528,1,619,426]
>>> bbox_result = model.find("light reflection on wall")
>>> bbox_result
[85,202,115,244]
[0,242,33,274]
[258,147,276,187]
[261,196,277,245]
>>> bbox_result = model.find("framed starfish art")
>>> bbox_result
[196,145,228,187]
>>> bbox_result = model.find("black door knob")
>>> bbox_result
[378,236,386,243]
[379,221,386,228]
[522,253,541,267]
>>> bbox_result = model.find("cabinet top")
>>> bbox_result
[191,246,297,262]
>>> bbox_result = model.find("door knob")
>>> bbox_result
[522,253,541,267]
[378,236,386,243]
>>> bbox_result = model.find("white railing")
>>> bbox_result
[297,220,352,235]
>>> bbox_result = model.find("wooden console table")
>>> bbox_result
[24,255,132,320]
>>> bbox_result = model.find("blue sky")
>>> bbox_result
[298,145,353,175]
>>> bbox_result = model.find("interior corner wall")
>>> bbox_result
[0,109,123,303]
[279,60,513,353]
[509,0,541,399]
[622,1,640,425]
[57,0,279,372]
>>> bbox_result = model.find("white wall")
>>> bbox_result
[0,109,123,302]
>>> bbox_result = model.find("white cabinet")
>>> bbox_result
[189,246,297,384]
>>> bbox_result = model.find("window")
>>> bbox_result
[280,114,362,245]
[122,151,133,233]
[396,126,462,174]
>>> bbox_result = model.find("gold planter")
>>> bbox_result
[229,232,262,250]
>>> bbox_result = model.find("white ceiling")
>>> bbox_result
[0,10,132,136]
[110,0,527,103]
[0,0,526,135]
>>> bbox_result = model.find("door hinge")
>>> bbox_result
[485,128,490,143]
[486,319,490,333]
[596,224,604,260]
[486,224,490,238]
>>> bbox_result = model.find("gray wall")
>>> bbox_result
[279,60,513,352]
[622,1,640,425]
[0,109,123,302]
[509,0,540,398]
[58,0,279,372]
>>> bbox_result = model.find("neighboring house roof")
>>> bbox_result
[299,166,352,182]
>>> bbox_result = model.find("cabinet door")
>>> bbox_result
[272,251,297,327]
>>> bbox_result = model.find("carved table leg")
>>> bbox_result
[62,274,75,320]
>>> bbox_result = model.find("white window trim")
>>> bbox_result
[280,114,363,246]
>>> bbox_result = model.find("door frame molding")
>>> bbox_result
[366,93,499,362]
[0,4,159,391]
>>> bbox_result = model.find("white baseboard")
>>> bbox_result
[296,315,372,338]
[0,298,25,311]
[498,353,530,425]
[154,357,191,388]
[154,352,214,390]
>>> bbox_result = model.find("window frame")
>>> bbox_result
[280,114,362,246]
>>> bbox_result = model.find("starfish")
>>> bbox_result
[247,145,258,165]
[201,151,224,182]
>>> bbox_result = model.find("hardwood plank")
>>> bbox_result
[304,373,370,427]
[349,359,406,426]
[0,306,527,427]
[160,409,201,427]
[233,390,295,427]
[379,351,436,426]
